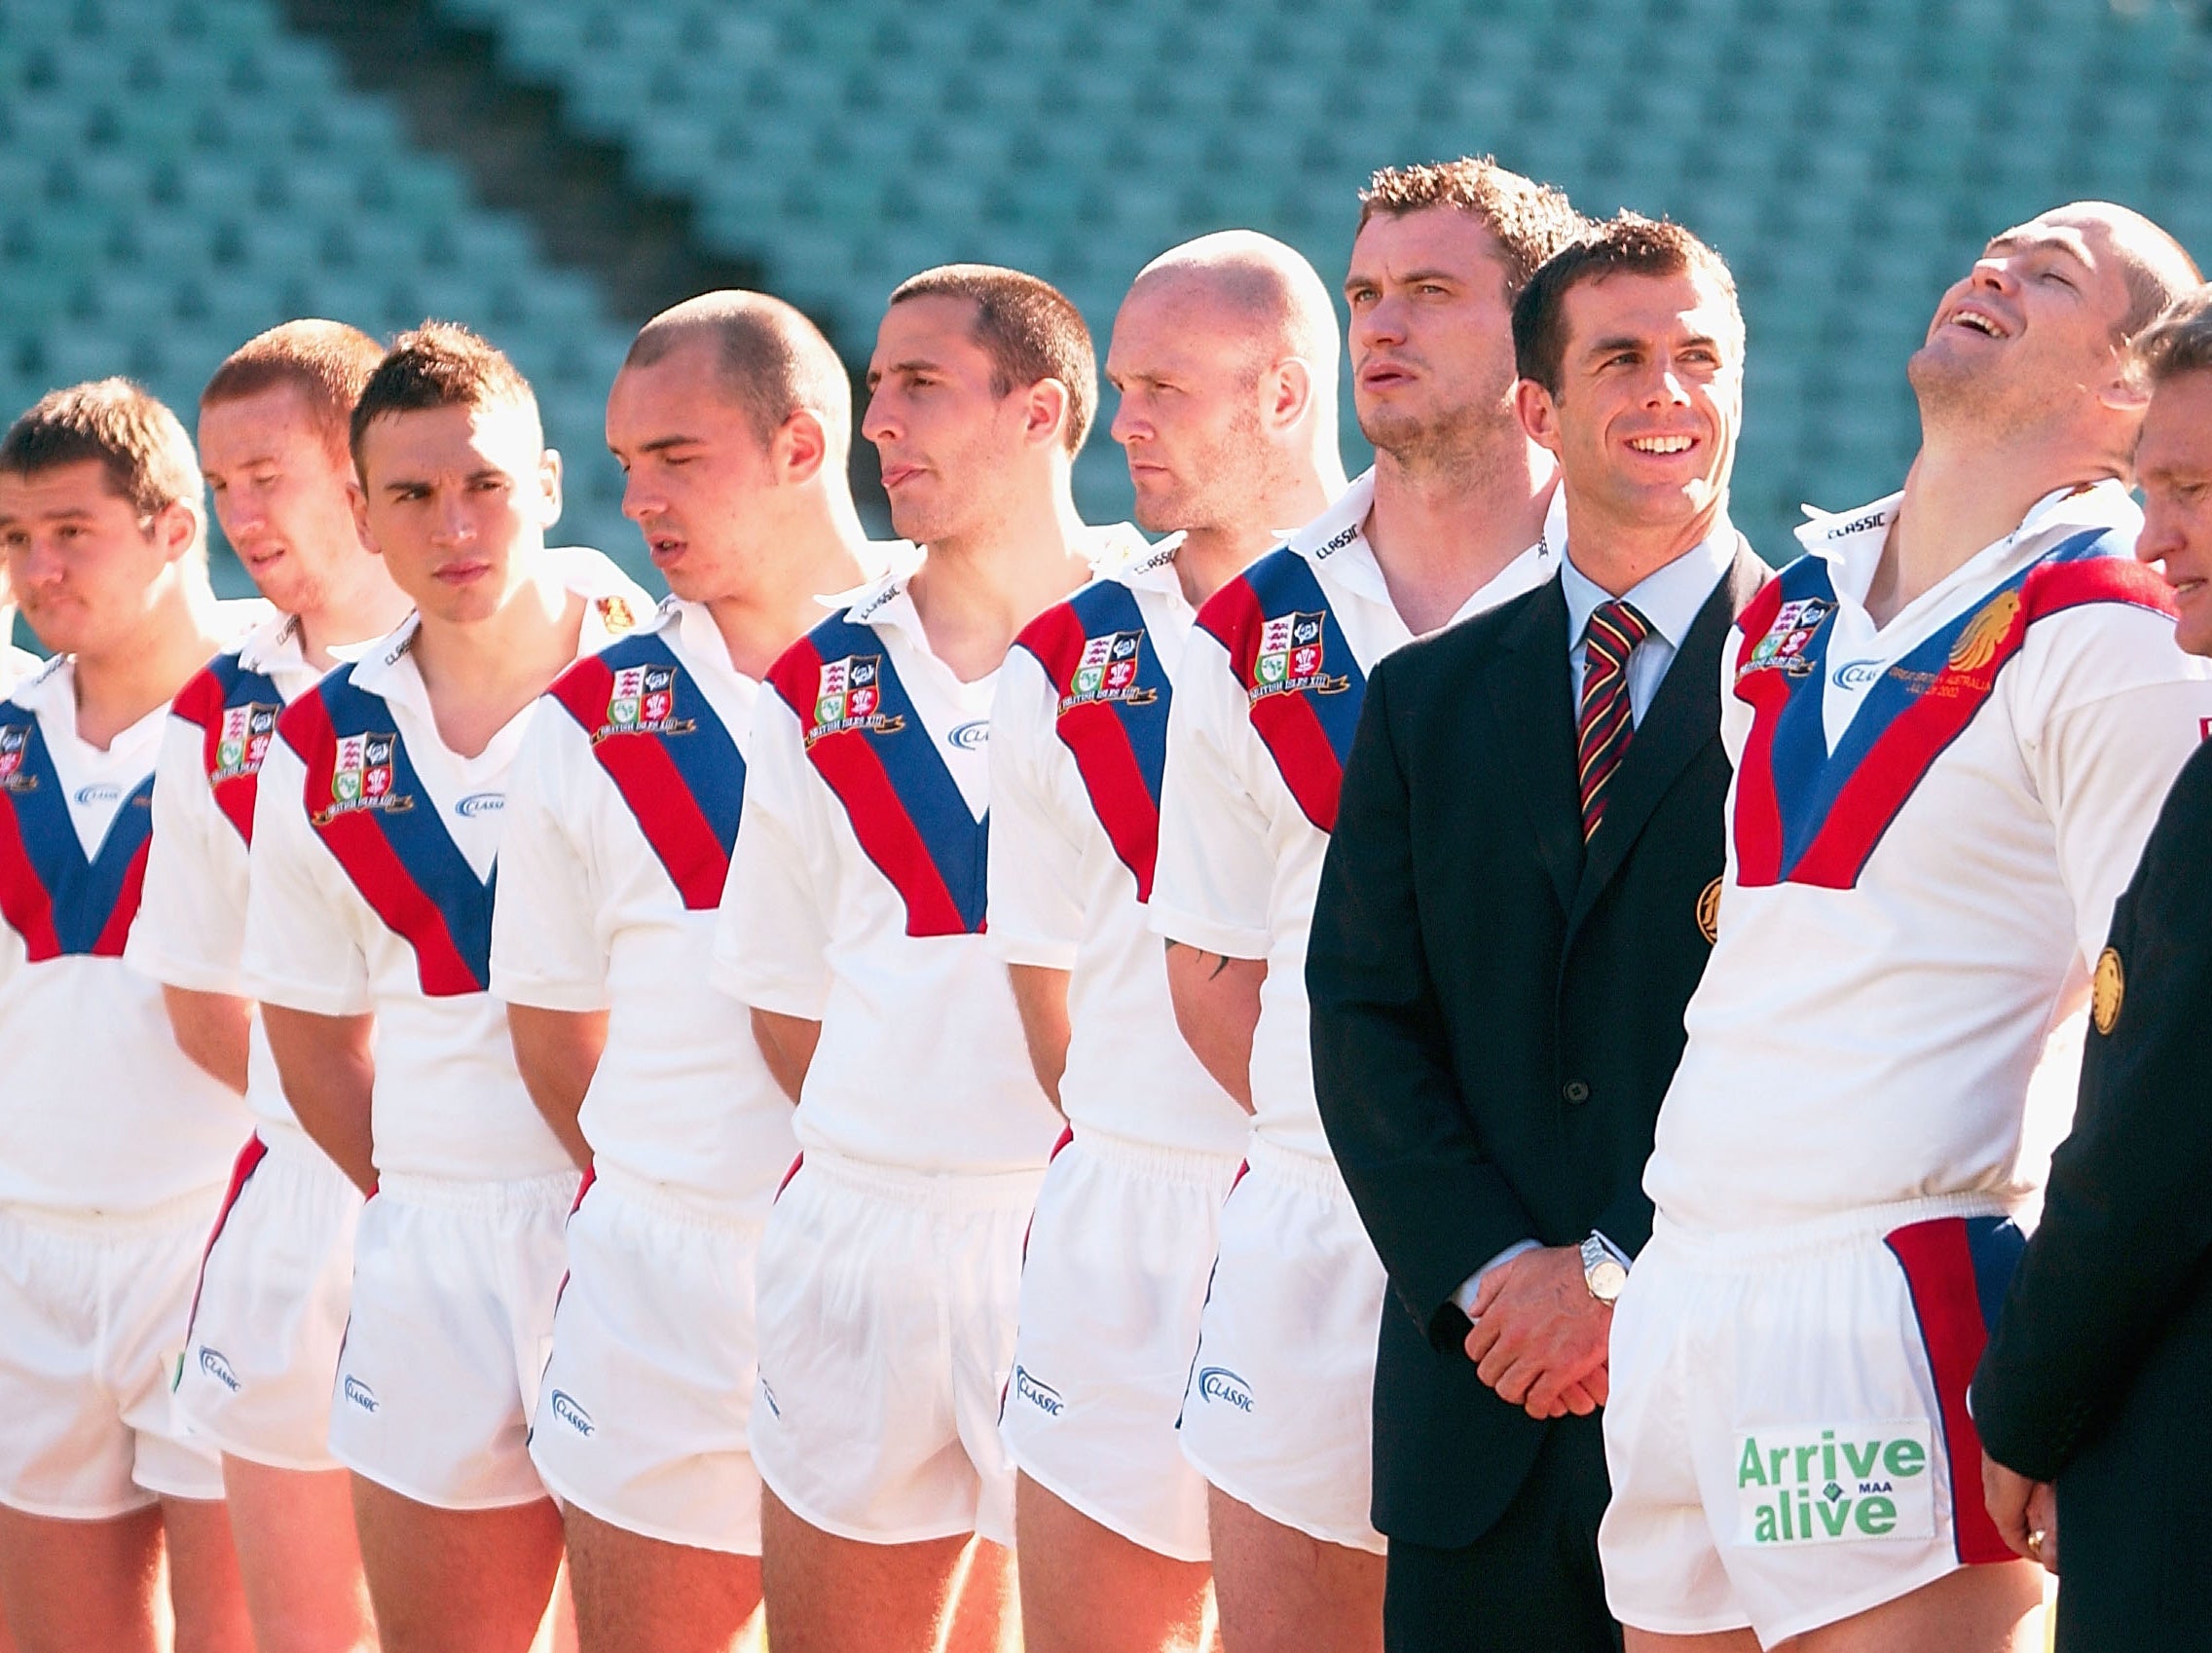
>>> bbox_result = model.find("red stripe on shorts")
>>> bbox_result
[1884,1216,2012,1565]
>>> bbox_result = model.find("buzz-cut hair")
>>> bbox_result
[889,264,1097,455]
[350,320,539,475]
[0,378,203,532]
[1512,214,1744,397]
[625,290,854,460]
[2136,284,2212,388]
[202,319,386,462]
[1357,157,1589,302]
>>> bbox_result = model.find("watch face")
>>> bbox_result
[1589,1259,1628,1303]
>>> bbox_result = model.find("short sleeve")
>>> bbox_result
[713,684,835,1017]
[126,713,249,995]
[490,703,612,1012]
[240,740,374,1016]
[1149,629,1275,960]
[986,646,1085,970]
[2019,606,2212,970]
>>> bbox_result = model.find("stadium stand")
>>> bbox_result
[0,0,641,587]
[3,0,2209,580]
[432,0,2212,556]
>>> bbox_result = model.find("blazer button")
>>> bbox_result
[1563,1080,1592,1105]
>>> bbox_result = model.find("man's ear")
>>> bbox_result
[152,499,201,566]
[535,448,566,530]
[2099,353,2155,419]
[1266,357,1315,433]
[1515,378,1564,456]
[1022,379,1073,451]
[348,479,381,557]
[776,410,831,486]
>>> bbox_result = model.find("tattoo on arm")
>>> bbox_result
[1163,938,1235,980]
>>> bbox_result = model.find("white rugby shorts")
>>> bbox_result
[1177,1139,1386,1556]
[750,1149,1042,1548]
[176,1133,361,1471]
[1601,1194,2029,1645]
[329,1169,578,1510]
[530,1163,765,1555]
[0,1191,225,1516]
[1002,1127,1242,1563]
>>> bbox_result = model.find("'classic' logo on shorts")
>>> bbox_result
[343,1376,379,1414]
[1735,1422,1933,1546]
[1197,1366,1253,1413]
[549,1390,595,1437]
[1014,1366,1063,1417]
[198,1346,240,1392]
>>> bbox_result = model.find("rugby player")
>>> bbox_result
[1599,204,2207,1652]
[1148,159,1586,1653]
[126,321,408,1653]
[0,381,254,1651]
[241,324,647,1653]
[991,232,1346,1653]
[713,265,1106,1653]
[491,292,868,1653]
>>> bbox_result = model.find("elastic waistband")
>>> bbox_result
[1241,1136,1355,1204]
[794,1147,1046,1211]
[0,1182,222,1238]
[1649,1192,2014,1267]
[1065,1124,1247,1189]
[586,1161,764,1233]
[373,1168,582,1215]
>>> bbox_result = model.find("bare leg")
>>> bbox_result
[1206,1488,1382,1653]
[0,1503,166,1653]
[940,1536,1017,1653]
[758,1488,975,1653]
[1015,1475,1215,1653]
[351,1477,565,1653]
[1626,1559,2045,1653]
[220,1457,377,1652]
[563,1500,763,1653]
[160,1496,254,1653]
[1626,1629,1764,1653]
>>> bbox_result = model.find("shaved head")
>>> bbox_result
[626,290,853,461]
[2045,201,2203,345]
[1128,230,1341,383]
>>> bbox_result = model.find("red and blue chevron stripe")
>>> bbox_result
[172,649,288,843]
[0,712,154,960]
[766,615,988,937]
[1733,530,2176,890]
[278,675,493,997]
[549,635,744,912]
[1014,580,1172,900]
[1196,548,1367,833]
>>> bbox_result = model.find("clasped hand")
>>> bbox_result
[1461,1244,1611,1420]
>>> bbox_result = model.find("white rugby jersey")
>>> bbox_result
[1,643,36,691]
[1646,483,2212,1232]
[1150,471,1566,1160]
[714,536,1146,1174]
[992,533,1250,1157]
[492,596,794,1209]
[128,612,327,1155]
[242,554,648,1184]
[0,653,254,1210]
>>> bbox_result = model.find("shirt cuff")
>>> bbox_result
[1452,1238,1541,1316]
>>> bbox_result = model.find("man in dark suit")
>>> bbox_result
[1972,288,2212,1648]
[1308,216,1767,1652]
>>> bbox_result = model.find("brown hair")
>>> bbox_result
[349,320,539,473]
[888,265,1096,454]
[625,290,853,459]
[1513,215,1744,396]
[0,378,203,527]
[2135,284,2212,387]
[202,319,386,462]
[1357,158,1588,300]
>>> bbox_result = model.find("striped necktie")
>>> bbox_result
[1576,598,1653,841]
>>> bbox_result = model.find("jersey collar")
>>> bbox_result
[1794,479,2142,607]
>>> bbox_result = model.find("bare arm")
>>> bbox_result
[260,1004,378,1196]
[752,1009,821,1105]
[1162,941,1264,1113]
[506,1005,608,1173]
[1007,963,1072,1110]
[160,985,251,1095]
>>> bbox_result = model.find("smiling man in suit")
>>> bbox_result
[1308,215,1765,1653]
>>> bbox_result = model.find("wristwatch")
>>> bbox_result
[1580,1233,1628,1304]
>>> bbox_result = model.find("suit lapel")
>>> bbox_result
[1565,545,1769,945]
[1482,578,1581,913]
